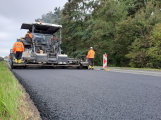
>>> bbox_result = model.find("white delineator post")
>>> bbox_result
[103,53,107,69]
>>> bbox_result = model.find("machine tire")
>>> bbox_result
[10,60,14,69]
[11,65,14,69]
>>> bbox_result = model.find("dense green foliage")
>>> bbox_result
[35,0,161,68]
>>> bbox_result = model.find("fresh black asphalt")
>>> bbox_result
[12,69,161,120]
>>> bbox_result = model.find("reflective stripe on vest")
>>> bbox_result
[13,46,24,48]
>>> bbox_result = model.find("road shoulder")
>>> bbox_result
[18,80,42,120]
[94,66,161,77]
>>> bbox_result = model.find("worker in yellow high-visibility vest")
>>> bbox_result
[86,47,95,70]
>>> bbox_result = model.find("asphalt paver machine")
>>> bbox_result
[10,22,88,69]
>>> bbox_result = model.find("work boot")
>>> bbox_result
[88,65,91,69]
[18,60,21,64]
[92,66,94,70]
[15,59,17,63]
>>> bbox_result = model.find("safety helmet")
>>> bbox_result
[90,47,93,49]
[17,38,20,42]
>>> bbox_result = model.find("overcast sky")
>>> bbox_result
[0,0,68,57]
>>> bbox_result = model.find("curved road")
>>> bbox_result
[12,68,161,120]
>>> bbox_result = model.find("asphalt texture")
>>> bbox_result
[12,68,161,120]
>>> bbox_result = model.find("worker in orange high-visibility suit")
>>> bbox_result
[50,34,58,43]
[12,38,24,63]
[86,47,95,70]
[24,31,33,41]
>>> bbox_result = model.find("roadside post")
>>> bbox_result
[103,53,107,69]
[102,53,110,71]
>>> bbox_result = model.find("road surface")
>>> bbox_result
[12,68,161,120]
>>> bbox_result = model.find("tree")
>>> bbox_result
[126,1,161,68]
[90,0,128,66]
[35,7,61,24]
[60,0,96,58]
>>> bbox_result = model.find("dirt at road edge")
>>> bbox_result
[18,80,42,120]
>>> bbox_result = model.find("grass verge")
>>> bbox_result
[0,61,38,120]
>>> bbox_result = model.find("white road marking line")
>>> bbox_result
[109,69,161,77]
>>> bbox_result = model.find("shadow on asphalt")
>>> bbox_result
[12,66,89,70]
